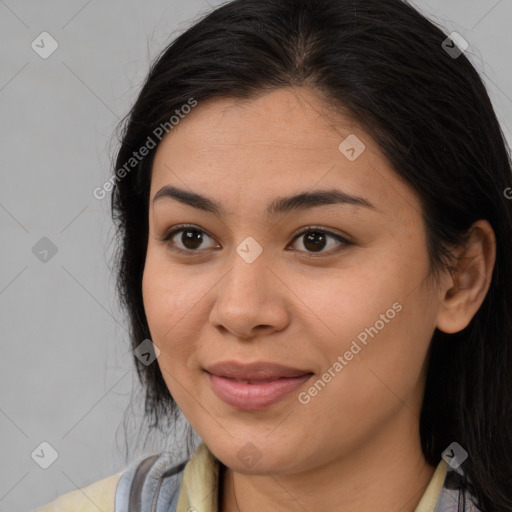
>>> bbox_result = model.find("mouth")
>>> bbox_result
[204,360,313,380]
[218,376,301,384]
[203,360,314,410]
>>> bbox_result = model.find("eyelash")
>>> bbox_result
[156,223,353,259]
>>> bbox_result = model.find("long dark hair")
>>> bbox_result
[109,0,512,509]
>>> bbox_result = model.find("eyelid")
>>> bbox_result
[291,225,352,243]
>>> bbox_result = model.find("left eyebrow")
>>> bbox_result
[152,185,377,216]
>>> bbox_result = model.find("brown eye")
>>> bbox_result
[158,224,218,255]
[178,229,206,250]
[302,231,328,252]
[290,228,352,257]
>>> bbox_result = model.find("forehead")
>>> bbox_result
[149,87,419,219]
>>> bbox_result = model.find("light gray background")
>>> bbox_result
[1,0,511,510]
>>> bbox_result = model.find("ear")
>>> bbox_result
[436,220,497,334]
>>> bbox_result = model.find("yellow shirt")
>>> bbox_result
[33,442,448,512]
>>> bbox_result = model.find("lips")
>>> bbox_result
[204,360,314,410]
[204,360,313,381]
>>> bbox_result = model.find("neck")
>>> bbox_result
[219,410,436,512]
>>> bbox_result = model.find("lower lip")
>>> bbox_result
[206,371,313,410]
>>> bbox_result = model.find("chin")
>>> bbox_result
[205,434,304,475]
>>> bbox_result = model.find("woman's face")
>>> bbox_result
[142,87,446,474]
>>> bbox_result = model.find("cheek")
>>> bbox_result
[295,246,435,410]
[294,291,434,454]
[141,262,197,409]
[142,248,202,334]
[141,250,211,383]
[142,257,173,339]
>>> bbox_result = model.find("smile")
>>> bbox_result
[205,372,314,410]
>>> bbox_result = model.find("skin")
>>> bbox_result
[141,87,496,512]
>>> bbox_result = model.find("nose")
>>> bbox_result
[208,246,291,339]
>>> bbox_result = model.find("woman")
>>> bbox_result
[34,0,512,510]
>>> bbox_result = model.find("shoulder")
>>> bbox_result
[31,450,192,512]
[32,471,122,512]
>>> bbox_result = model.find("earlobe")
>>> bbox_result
[436,220,496,334]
